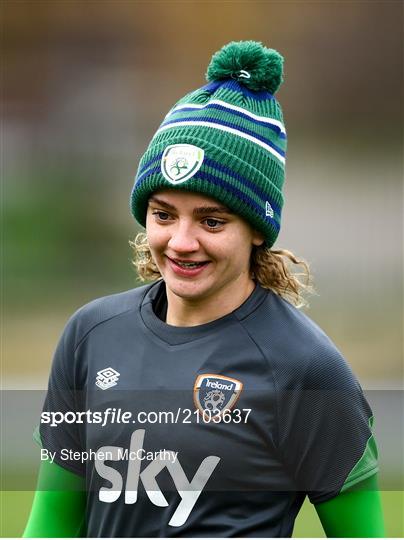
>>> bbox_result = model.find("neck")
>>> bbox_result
[165,275,256,327]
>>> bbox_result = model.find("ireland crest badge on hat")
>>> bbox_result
[194,373,243,421]
[161,144,204,184]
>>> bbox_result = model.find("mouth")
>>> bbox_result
[166,256,211,276]
[168,257,210,268]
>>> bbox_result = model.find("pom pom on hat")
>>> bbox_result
[206,40,284,94]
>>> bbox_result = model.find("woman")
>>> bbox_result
[24,41,385,537]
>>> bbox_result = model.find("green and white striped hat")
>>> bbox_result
[131,40,287,248]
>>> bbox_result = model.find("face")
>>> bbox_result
[145,189,264,303]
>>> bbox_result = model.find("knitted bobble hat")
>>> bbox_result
[131,40,286,248]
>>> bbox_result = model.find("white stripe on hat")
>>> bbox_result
[155,120,286,165]
[165,99,286,135]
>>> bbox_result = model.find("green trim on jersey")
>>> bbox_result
[341,415,379,493]
[33,424,41,446]
[23,459,86,538]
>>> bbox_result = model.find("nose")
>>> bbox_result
[167,219,200,253]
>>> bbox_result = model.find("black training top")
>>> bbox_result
[37,280,378,537]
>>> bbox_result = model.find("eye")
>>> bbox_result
[204,218,225,229]
[152,210,171,221]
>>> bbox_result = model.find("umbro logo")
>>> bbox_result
[96,367,120,390]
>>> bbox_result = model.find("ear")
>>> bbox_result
[252,230,265,247]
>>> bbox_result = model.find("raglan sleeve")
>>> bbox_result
[276,335,379,505]
[36,311,86,477]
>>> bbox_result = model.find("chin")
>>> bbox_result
[164,277,212,300]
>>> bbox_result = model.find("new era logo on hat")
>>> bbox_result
[266,201,274,218]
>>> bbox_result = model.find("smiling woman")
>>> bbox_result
[131,189,312,326]
[24,40,384,538]
[131,192,313,310]
[144,189,266,326]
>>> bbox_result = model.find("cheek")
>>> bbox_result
[226,229,254,264]
[148,235,166,255]
[205,232,249,264]
[224,227,252,252]
[145,216,167,253]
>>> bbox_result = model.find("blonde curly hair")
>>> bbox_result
[129,232,315,309]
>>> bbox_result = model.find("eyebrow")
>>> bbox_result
[148,196,233,216]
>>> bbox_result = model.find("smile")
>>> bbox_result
[174,261,206,268]
[166,257,210,276]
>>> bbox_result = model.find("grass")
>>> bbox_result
[1,491,403,537]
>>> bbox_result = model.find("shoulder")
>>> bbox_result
[240,287,359,391]
[61,283,152,352]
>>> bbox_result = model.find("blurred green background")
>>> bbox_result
[2,0,403,537]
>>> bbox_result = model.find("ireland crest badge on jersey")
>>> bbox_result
[161,144,204,184]
[194,374,243,421]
